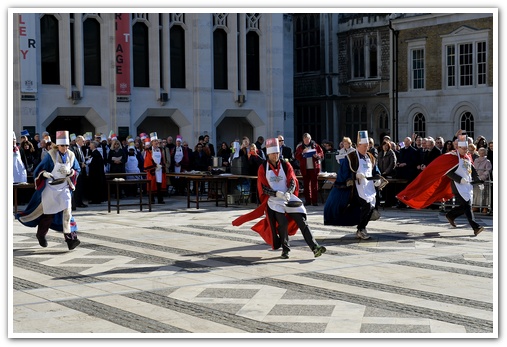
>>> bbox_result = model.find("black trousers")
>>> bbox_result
[267,208,317,253]
[353,194,374,230]
[447,193,480,230]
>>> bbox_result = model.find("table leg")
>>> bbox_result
[147,183,152,212]
[107,182,111,213]
[186,179,191,208]
[214,180,218,207]
[224,179,228,207]
[116,182,120,214]
[13,186,18,215]
[139,182,143,212]
[195,180,200,209]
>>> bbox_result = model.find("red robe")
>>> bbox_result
[232,160,299,248]
[144,149,167,191]
[396,151,468,209]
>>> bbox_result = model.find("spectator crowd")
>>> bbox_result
[13,128,493,215]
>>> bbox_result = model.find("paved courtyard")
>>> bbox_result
[9,195,497,338]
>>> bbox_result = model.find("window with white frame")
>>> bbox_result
[411,49,425,89]
[442,27,488,88]
[407,39,426,90]
[350,32,379,79]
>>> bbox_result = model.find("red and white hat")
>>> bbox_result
[265,138,280,155]
[176,135,182,143]
[140,133,148,140]
[144,137,151,147]
[56,131,70,145]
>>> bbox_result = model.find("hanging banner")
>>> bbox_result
[19,13,38,93]
[115,13,131,95]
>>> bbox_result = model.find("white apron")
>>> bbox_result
[454,152,473,201]
[355,151,376,208]
[152,149,163,183]
[125,155,140,179]
[42,151,73,214]
[266,161,306,214]
[174,146,183,174]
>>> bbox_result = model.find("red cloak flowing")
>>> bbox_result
[396,151,460,209]
[232,160,299,248]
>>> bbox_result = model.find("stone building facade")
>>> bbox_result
[293,12,494,146]
[11,11,495,150]
[392,13,494,143]
[12,12,295,149]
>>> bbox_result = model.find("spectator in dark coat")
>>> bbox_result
[278,135,298,170]
[421,137,441,170]
[395,137,419,208]
[86,141,107,204]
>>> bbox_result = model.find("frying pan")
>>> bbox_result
[48,178,67,185]
[285,200,303,207]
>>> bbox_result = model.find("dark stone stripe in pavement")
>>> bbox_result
[298,272,493,311]
[13,277,44,290]
[124,291,299,333]
[247,277,493,333]
[431,256,493,268]
[392,260,493,279]
[360,323,431,333]
[14,257,103,284]
[58,298,189,333]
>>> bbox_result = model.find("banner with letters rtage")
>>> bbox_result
[18,13,37,93]
[115,13,131,95]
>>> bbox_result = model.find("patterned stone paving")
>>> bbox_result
[10,198,496,336]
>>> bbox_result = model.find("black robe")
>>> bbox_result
[88,149,107,203]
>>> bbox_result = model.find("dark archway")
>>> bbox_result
[137,116,179,141]
[216,117,253,148]
[46,116,95,139]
